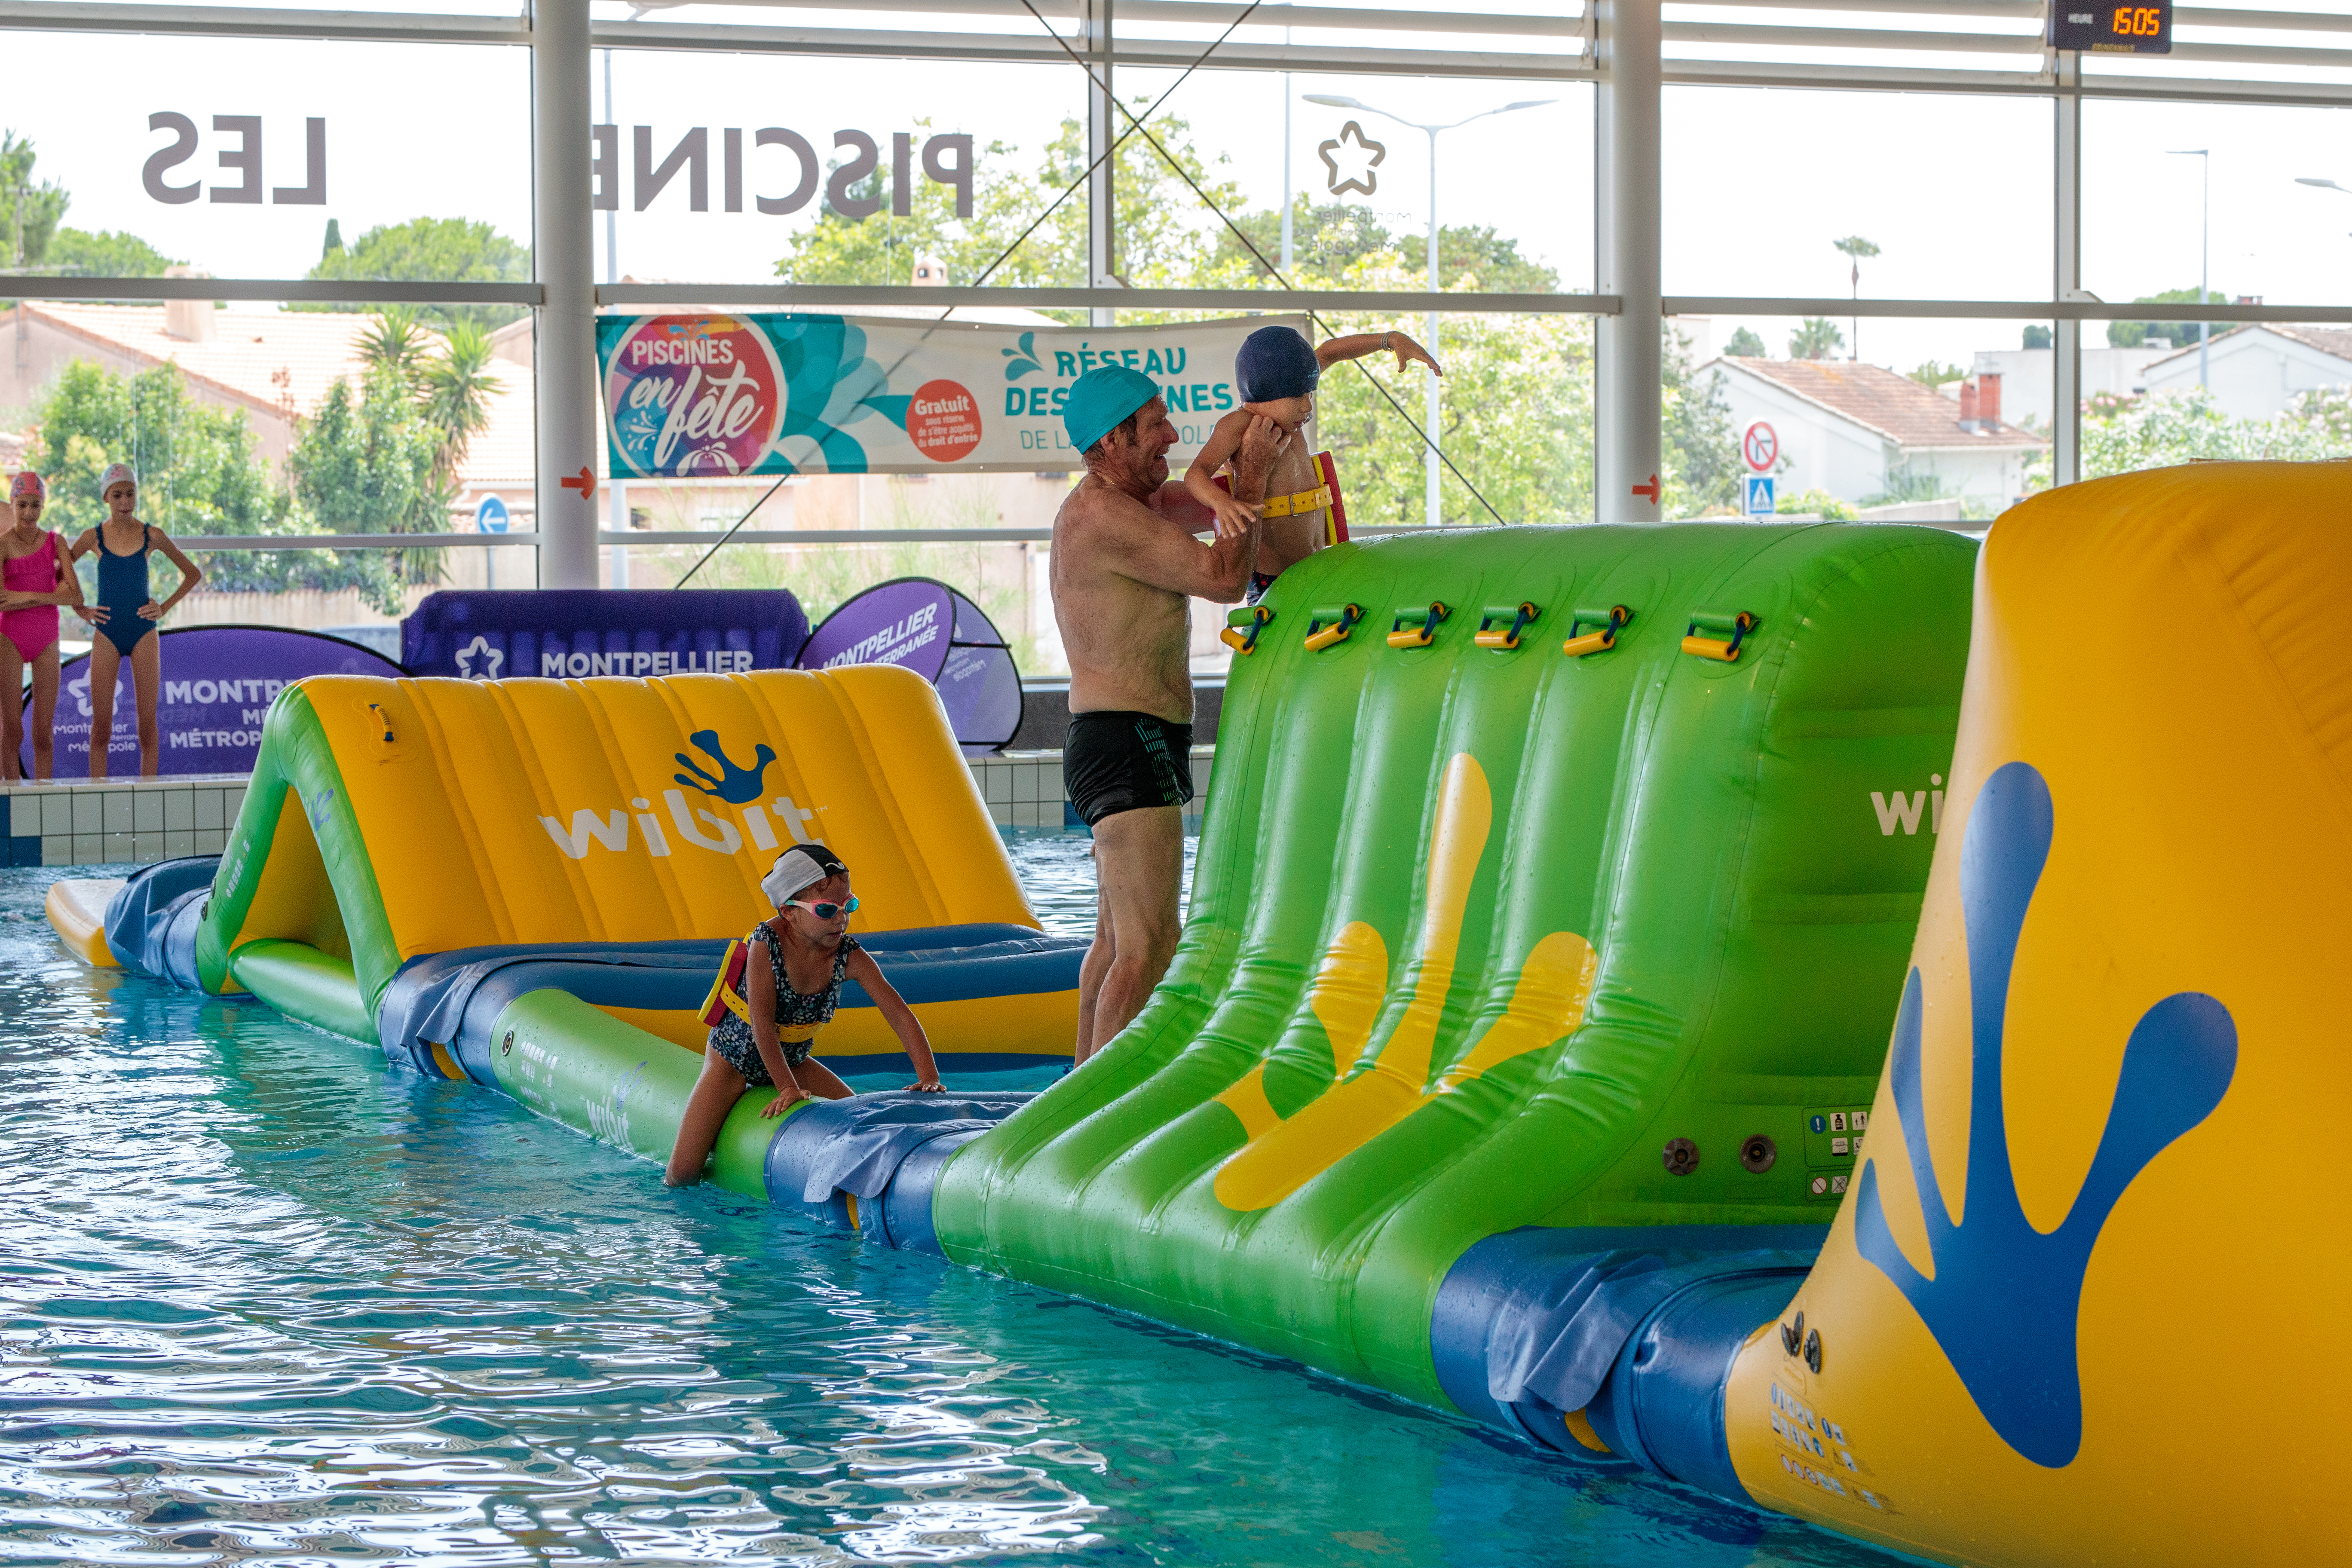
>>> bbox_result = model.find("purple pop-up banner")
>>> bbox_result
[796,577,1022,755]
[29,625,404,777]
[401,588,808,681]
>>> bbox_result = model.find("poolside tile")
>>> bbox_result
[193,790,223,831]
[104,832,134,864]
[165,791,194,831]
[193,828,226,854]
[71,794,101,835]
[42,836,69,866]
[165,830,195,860]
[70,833,100,864]
[134,792,165,833]
[8,793,36,835]
[132,832,161,863]
[40,793,70,836]
[102,793,134,834]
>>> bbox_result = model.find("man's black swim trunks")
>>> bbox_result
[1244,570,1278,605]
[1065,710,1195,827]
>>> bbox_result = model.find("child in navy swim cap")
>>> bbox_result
[1182,325,1439,600]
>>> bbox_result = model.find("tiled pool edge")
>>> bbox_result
[7,749,1211,867]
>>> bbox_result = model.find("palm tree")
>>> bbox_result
[358,306,432,389]
[1790,317,1846,361]
[417,320,501,490]
[1832,236,1880,361]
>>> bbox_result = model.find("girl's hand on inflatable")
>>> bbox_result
[763,1083,812,1117]
[908,1077,945,1093]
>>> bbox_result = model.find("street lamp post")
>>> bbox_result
[2166,148,2210,388]
[1305,93,1553,529]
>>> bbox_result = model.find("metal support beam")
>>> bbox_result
[2053,53,2082,489]
[533,0,597,590]
[1087,0,1117,325]
[1595,0,1662,524]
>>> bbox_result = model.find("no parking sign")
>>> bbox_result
[1743,421,1779,473]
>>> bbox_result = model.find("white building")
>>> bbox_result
[1969,345,2172,430]
[1704,357,2045,512]
[2140,325,2352,421]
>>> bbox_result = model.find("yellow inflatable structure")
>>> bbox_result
[1710,460,2351,1562]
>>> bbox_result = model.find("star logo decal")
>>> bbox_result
[1318,120,1386,199]
[454,634,505,680]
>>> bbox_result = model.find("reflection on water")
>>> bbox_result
[997,827,1197,938]
[0,856,1893,1568]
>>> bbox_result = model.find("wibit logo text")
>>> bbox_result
[1872,775,1947,836]
[539,790,820,860]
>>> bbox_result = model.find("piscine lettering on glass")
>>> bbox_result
[592,126,974,217]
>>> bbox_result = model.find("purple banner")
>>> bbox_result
[401,589,808,681]
[26,625,404,777]
[797,578,1023,755]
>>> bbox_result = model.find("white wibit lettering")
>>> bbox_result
[539,808,631,858]
[664,788,742,853]
[1871,790,1926,836]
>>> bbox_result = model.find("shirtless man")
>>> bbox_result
[1051,364,1286,1063]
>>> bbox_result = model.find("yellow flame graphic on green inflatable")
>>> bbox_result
[1213,753,1596,1211]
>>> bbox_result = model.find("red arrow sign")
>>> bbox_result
[559,466,597,503]
[1630,473,1662,504]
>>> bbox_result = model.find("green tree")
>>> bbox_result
[306,217,532,327]
[0,132,69,269]
[1777,486,1858,521]
[1664,324,1740,517]
[2107,287,2226,349]
[358,306,433,388]
[46,228,178,277]
[287,368,453,607]
[1722,326,1768,358]
[2026,386,2352,489]
[1908,359,1965,388]
[2022,324,2053,349]
[22,360,394,598]
[416,320,502,489]
[1790,317,1845,360]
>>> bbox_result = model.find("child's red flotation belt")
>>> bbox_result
[700,937,752,1028]
[1314,450,1349,545]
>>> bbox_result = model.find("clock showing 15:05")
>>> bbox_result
[2048,0,2172,53]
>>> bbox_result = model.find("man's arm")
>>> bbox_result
[1090,414,1285,603]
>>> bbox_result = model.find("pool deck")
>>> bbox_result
[5,747,1213,867]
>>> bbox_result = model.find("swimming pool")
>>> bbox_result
[0,842,1899,1567]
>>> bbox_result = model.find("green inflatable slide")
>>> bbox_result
[936,522,1978,1412]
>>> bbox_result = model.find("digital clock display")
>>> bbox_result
[2049,0,2173,53]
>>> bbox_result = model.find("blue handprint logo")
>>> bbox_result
[1853,760,2236,1469]
[1001,331,1043,382]
[673,730,776,804]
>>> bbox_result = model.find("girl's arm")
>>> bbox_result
[746,940,813,1112]
[65,532,104,622]
[1317,330,1441,376]
[1182,414,1259,539]
[146,529,205,619]
[48,539,86,614]
[848,946,942,1090]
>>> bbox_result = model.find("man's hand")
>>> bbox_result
[1389,331,1443,377]
[1231,413,1289,502]
[1206,490,1259,539]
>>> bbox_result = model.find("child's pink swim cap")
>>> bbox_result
[9,471,43,502]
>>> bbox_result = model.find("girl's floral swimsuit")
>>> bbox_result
[706,924,859,1086]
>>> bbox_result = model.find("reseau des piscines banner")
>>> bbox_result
[596,312,1307,479]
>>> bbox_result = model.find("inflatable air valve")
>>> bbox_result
[1475,602,1540,650]
[1388,602,1450,649]
[1683,610,1758,662]
[1302,603,1362,652]
[1562,604,1632,657]
[1219,604,1273,656]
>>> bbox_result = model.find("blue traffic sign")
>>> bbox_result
[1744,474,1776,518]
[475,493,511,534]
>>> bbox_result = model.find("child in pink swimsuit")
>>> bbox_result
[1,471,80,781]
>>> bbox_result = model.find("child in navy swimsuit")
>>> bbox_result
[68,464,202,778]
[664,844,946,1188]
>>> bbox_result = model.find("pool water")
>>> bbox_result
[0,844,1898,1568]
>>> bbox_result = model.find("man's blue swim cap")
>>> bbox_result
[1063,365,1163,457]
[1236,325,1319,403]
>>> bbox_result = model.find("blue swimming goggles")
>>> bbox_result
[787,896,859,921]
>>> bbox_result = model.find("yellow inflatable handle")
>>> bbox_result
[1387,602,1450,649]
[1475,602,1540,651]
[1304,603,1363,652]
[1682,609,1758,662]
[1220,605,1274,656]
[1562,603,1632,658]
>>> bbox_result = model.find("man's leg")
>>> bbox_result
[1074,860,1114,1060]
[1084,803,1184,1060]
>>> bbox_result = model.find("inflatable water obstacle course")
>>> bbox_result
[53,463,2352,1566]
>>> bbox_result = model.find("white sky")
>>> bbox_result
[6,28,2349,377]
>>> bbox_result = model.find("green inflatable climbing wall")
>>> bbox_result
[935,522,1980,1412]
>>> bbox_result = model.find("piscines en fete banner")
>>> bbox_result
[596,312,1307,478]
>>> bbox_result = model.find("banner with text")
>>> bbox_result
[401,588,808,681]
[30,626,404,778]
[596,312,1306,478]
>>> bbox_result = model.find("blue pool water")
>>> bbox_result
[0,844,1899,1567]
